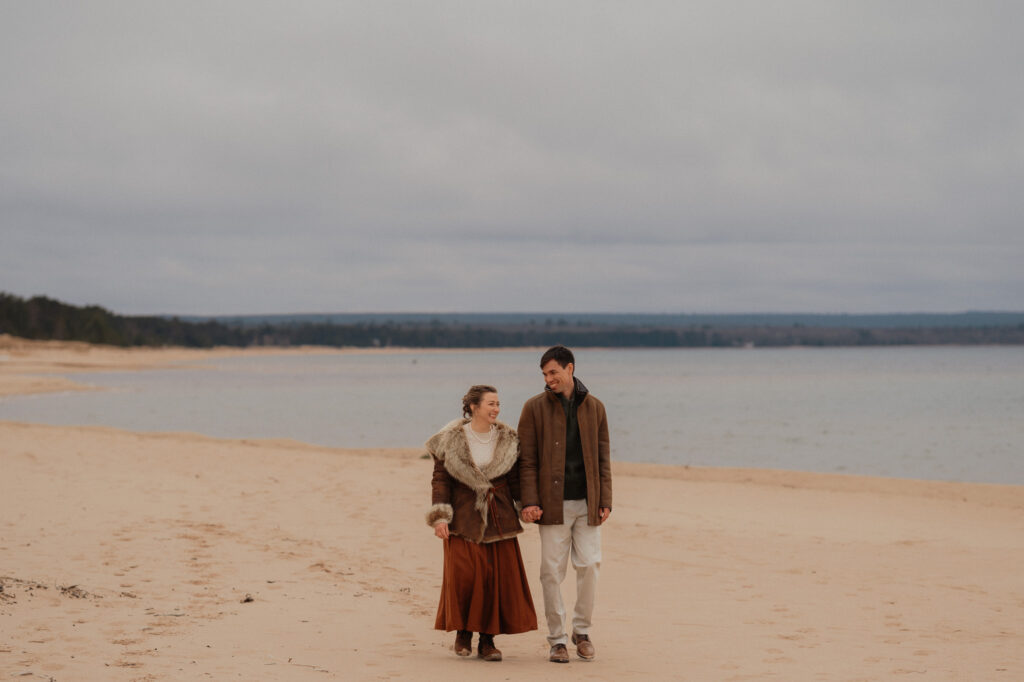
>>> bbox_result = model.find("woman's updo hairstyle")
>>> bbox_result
[462,384,498,418]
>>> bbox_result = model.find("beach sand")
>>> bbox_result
[0,334,407,398]
[2,340,1023,680]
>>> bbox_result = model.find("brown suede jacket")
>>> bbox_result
[425,419,524,544]
[517,378,612,526]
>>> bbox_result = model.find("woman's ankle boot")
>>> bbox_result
[454,630,472,656]
[477,633,502,661]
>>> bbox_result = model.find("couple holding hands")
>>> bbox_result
[425,345,613,663]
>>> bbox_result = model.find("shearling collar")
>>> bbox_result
[426,419,520,529]
[426,418,519,487]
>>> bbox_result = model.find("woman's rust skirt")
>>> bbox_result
[435,534,538,635]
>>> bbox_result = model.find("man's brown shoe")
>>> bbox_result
[549,643,570,663]
[478,634,502,662]
[572,632,595,660]
[454,630,472,657]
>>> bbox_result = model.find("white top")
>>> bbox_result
[463,423,497,467]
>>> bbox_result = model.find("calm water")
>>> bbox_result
[2,347,1022,484]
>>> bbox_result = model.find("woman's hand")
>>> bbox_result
[433,521,450,539]
[520,505,543,523]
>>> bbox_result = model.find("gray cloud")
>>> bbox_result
[2,1,1021,314]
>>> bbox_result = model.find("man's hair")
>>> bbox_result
[540,345,575,369]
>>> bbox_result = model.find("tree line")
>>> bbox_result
[3,292,1023,348]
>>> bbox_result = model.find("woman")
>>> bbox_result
[426,385,537,661]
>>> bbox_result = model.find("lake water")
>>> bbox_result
[2,347,1022,484]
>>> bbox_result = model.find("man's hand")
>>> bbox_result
[599,507,611,524]
[433,521,449,539]
[520,505,543,523]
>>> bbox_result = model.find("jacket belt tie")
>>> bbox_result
[486,480,508,538]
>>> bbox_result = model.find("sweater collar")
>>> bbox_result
[545,376,589,404]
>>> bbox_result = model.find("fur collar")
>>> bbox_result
[426,418,519,524]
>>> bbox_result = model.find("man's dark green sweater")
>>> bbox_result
[559,388,588,501]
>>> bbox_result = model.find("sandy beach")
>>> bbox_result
[2,340,1023,680]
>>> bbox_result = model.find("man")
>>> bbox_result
[518,345,612,663]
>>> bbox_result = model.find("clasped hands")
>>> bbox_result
[520,505,543,523]
[434,505,610,538]
[521,505,611,524]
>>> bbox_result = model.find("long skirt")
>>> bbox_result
[434,534,538,635]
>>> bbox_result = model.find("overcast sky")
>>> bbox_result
[2,2,1021,315]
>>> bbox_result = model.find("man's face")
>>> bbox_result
[541,359,574,398]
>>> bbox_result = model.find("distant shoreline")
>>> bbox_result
[190,310,1024,329]
[2,333,1022,399]
[4,292,1024,349]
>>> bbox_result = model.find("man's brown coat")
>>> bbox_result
[517,380,612,526]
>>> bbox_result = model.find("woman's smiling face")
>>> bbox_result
[471,392,500,424]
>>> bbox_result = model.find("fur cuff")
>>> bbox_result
[425,503,454,527]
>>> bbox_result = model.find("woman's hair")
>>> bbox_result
[462,384,498,418]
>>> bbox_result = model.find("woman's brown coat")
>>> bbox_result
[425,419,524,544]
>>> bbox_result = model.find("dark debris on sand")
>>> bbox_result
[58,584,96,599]
[1,576,103,603]
[0,576,49,603]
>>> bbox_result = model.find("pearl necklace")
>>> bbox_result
[467,424,495,444]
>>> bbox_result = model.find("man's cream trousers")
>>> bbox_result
[537,498,601,646]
